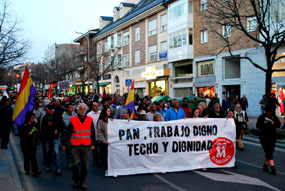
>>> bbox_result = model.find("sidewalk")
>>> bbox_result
[0,138,23,191]
[248,117,285,128]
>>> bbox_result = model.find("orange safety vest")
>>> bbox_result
[70,115,93,146]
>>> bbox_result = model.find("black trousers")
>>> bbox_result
[65,146,72,167]
[92,141,100,165]
[101,143,108,170]
[260,137,276,160]
[1,126,10,148]
[20,144,38,173]
[71,146,90,184]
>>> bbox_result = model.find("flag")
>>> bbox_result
[124,80,135,118]
[12,67,36,126]
[48,80,52,99]
[102,87,107,100]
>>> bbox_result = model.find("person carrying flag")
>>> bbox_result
[124,80,135,119]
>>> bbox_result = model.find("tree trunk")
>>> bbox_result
[96,76,100,94]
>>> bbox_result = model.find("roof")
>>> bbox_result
[74,29,99,43]
[100,16,113,21]
[95,0,165,38]
[120,2,136,7]
[114,6,120,10]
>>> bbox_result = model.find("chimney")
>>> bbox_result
[119,2,136,19]
[125,0,140,4]
[113,7,120,22]
[99,16,113,29]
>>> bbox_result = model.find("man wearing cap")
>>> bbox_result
[62,103,95,190]
[137,110,148,121]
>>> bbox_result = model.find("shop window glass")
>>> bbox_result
[175,63,193,77]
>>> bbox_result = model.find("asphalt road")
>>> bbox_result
[10,136,285,191]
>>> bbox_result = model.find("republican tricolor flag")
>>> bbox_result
[124,80,135,119]
[12,67,36,126]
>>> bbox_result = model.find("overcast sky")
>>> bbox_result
[10,0,122,63]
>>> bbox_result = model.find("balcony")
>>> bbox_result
[168,45,193,62]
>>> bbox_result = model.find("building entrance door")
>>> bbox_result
[223,85,240,109]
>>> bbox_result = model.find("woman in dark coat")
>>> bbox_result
[256,105,280,175]
[19,111,41,177]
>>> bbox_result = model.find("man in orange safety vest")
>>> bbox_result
[62,103,95,190]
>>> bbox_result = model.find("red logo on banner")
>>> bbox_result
[209,137,234,166]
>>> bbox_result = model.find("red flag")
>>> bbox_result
[102,87,107,100]
[48,80,52,99]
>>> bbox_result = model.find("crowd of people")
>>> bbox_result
[0,90,281,190]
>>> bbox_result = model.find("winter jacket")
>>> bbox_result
[165,107,186,121]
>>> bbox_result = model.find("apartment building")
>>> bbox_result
[90,0,285,117]
[74,29,99,93]
[93,0,170,97]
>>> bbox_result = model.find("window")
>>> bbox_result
[161,14,167,32]
[160,41,167,60]
[200,0,208,11]
[135,27,140,41]
[175,62,193,77]
[189,28,193,45]
[197,60,215,77]
[97,43,102,55]
[114,54,121,67]
[168,1,187,20]
[123,53,130,67]
[123,31,130,46]
[224,56,240,79]
[111,36,114,49]
[149,19,157,36]
[247,17,257,32]
[222,24,231,38]
[104,41,107,52]
[169,29,187,48]
[200,30,208,43]
[135,50,140,65]
[114,33,121,47]
[149,45,157,62]
[106,56,112,69]
[188,0,193,13]
[161,41,167,51]
[270,0,285,22]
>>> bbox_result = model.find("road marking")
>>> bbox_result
[236,160,285,176]
[10,136,35,191]
[243,140,285,153]
[153,174,188,191]
[195,170,281,191]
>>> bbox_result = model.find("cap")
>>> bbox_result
[140,110,146,115]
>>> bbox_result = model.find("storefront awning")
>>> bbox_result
[98,82,111,86]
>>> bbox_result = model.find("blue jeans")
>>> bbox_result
[42,139,61,170]
[52,138,61,170]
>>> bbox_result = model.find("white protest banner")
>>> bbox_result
[107,118,236,177]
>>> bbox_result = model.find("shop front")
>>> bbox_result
[195,60,216,98]
[272,53,285,116]
[141,66,170,97]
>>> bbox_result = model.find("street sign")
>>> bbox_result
[125,79,132,87]
[58,81,70,90]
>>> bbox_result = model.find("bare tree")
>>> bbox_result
[201,0,285,98]
[45,45,81,82]
[87,42,121,94]
[0,0,30,68]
